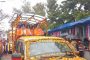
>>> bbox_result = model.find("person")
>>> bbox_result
[75,41,79,51]
[34,24,44,36]
[0,42,3,60]
[83,38,89,50]
[71,40,77,48]
[78,42,85,57]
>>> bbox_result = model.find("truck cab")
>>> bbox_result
[14,36,86,60]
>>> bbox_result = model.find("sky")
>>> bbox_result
[0,0,46,15]
[0,0,64,15]
[0,0,64,31]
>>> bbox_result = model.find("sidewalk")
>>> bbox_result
[84,51,90,60]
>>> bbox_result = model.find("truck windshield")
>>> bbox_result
[30,42,71,56]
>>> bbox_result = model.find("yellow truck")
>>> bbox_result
[9,14,86,60]
[14,36,86,60]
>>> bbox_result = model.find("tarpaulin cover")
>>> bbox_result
[49,16,90,33]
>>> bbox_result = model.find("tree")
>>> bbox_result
[13,8,22,14]
[0,9,8,21]
[13,2,45,15]
[33,3,45,16]
[22,2,32,13]
[60,0,90,21]
[46,0,64,29]
[47,0,58,23]
[47,0,90,29]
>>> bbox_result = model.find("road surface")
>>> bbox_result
[1,54,11,60]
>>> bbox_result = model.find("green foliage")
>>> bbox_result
[12,0,90,30]
[60,0,90,22]
[33,3,45,16]
[47,0,90,29]
[47,0,64,29]
[49,22,63,29]
[74,11,90,20]
[13,8,22,14]
[22,2,31,13]
[47,0,60,23]
[13,2,32,14]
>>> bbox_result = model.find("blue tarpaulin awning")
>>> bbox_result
[48,16,90,34]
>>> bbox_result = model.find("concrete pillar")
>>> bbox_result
[82,25,85,41]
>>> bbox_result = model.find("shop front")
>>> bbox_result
[49,17,90,49]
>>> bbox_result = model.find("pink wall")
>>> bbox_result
[86,24,90,39]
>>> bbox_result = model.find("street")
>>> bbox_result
[1,54,11,60]
[1,51,90,60]
[84,51,90,60]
